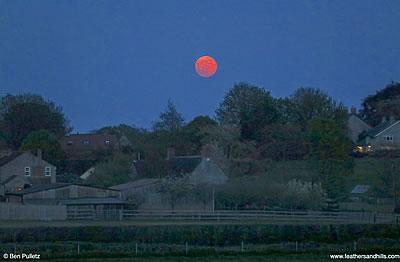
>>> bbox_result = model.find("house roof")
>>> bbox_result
[351,185,370,194]
[18,183,72,194]
[0,175,19,185]
[14,183,120,195]
[367,120,400,138]
[189,158,228,185]
[168,155,202,175]
[59,197,126,205]
[110,178,160,191]
[0,152,24,167]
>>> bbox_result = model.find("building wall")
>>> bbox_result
[0,153,56,193]
[347,115,371,143]
[0,203,66,220]
[367,123,400,150]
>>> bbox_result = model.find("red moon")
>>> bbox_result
[195,56,218,78]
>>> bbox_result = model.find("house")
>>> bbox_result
[365,118,400,150]
[60,133,120,160]
[166,148,228,185]
[347,107,371,144]
[0,151,56,196]
[112,147,228,210]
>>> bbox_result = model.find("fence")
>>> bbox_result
[0,203,67,221]
[66,209,397,224]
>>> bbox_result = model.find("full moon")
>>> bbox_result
[195,56,218,78]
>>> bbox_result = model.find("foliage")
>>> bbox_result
[307,118,353,198]
[20,129,65,164]
[216,177,327,211]
[193,184,215,211]
[159,174,193,210]
[289,87,347,128]
[361,82,400,126]
[258,123,309,160]
[307,118,352,161]
[153,99,184,133]
[0,94,71,149]
[284,179,327,210]
[182,116,217,154]
[216,82,278,141]
[87,153,135,187]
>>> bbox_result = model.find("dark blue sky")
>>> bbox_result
[1,1,399,132]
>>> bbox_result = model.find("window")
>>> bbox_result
[83,140,90,145]
[45,166,52,176]
[24,167,31,176]
[67,140,73,145]
[385,135,394,142]
[105,140,111,145]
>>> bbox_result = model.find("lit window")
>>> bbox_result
[105,140,111,145]
[24,167,31,176]
[45,166,52,176]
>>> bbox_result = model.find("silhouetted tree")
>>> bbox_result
[153,99,184,133]
[0,94,71,149]
[216,82,278,141]
[360,82,400,126]
[20,129,65,164]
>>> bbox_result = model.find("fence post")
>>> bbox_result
[135,242,138,255]
[353,240,357,251]
[77,242,80,254]
[295,241,298,252]
[119,209,123,221]
[185,242,188,255]
[241,241,244,252]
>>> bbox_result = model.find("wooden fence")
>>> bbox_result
[0,203,67,221]
[66,209,398,224]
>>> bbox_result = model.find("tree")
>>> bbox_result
[360,82,400,126]
[87,153,135,187]
[307,118,353,199]
[182,116,217,154]
[159,174,192,210]
[290,87,347,128]
[193,183,214,211]
[153,99,184,133]
[20,130,65,164]
[0,94,71,149]
[216,82,278,141]
[258,123,309,160]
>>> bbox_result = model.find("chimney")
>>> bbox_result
[350,106,357,115]
[166,147,175,160]
[37,149,43,160]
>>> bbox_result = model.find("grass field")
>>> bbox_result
[41,253,332,262]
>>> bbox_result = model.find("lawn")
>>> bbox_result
[42,253,332,262]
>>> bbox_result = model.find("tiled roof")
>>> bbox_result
[19,183,72,194]
[367,121,399,137]
[59,197,126,205]
[0,152,24,167]
[110,178,160,190]
[0,175,18,185]
[168,156,202,175]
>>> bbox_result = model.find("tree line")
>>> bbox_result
[1,82,399,201]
